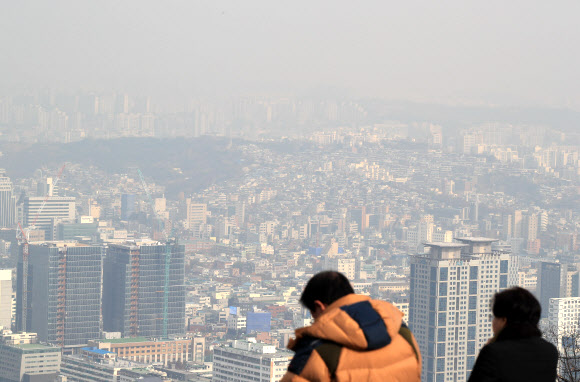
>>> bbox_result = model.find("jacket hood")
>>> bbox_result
[289,294,404,352]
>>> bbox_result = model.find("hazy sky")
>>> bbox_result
[1,1,579,107]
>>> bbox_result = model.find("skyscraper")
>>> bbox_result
[15,242,102,346]
[103,240,185,338]
[409,237,510,382]
[0,171,16,228]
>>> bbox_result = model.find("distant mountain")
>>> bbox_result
[1,137,248,197]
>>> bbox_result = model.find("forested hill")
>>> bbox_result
[1,137,247,197]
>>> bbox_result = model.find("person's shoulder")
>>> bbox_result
[531,337,558,356]
[488,337,558,357]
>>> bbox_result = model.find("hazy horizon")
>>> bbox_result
[1,1,580,108]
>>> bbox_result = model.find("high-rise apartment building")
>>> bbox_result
[103,241,185,338]
[15,242,102,346]
[525,212,538,242]
[23,196,75,240]
[409,237,510,382]
[548,297,580,352]
[0,270,12,329]
[0,171,16,228]
[212,340,292,382]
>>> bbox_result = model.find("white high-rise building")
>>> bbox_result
[548,297,580,352]
[409,237,510,382]
[0,172,16,228]
[0,270,12,329]
[212,340,292,382]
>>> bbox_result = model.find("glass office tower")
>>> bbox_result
[16,243,102,346]
[103,241,185,338]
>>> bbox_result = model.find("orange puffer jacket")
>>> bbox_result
[280,294,421,382]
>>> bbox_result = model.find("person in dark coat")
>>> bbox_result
[468,287,558,382]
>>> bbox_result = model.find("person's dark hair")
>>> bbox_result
[300,271,354,312]
[492,286,542,340]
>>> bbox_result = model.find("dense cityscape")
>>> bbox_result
[0,89,579,381]
[2,0,580,380]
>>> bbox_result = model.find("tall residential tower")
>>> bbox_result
[409,238,510,382]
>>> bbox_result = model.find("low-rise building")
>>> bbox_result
[0,331,61,382]
[87,336,204,366]
[212,340,292,382]
[61,347,164,382]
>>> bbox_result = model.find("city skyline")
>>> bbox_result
[0,2,579,381]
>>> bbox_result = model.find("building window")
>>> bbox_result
[440,268,448,281]
[470,266,478,280]
[500,275,507,289]
[440,283,448,296]
[469,281,477,294]
[500,260,508,273]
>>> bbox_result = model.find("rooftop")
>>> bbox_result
[455,237,499,243]
[102,337,149,344]
[12,343,56,350]
[82,346,115,355]
[424,242,467,248]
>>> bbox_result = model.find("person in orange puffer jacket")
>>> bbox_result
[281,271,421,382]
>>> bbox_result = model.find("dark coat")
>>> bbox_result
[468,335,558,382]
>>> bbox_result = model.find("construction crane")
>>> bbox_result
[137,168,174,339]
[17,164,66,333]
